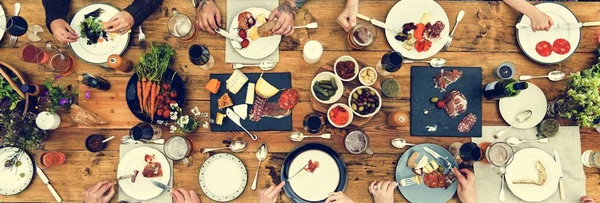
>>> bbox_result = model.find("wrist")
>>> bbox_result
[346,0,359,7]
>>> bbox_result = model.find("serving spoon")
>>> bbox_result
[519,70,566,82]
[201,140,248,153]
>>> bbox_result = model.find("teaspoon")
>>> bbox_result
[404,58,446,68]
[391,138,415,149]
[519,70,566,82]
[506,137,549,146]
[495,110,532,139]
[290,132,331,142]
[201,140,248,153]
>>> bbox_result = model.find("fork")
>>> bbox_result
[8,2,21,48]
[138,25,146,48]
[444,10,465,50]
[398,176,422,187]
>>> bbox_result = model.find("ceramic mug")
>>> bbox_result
[344,130,373,155]
[164,136,193,167]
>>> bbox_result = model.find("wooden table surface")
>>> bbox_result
[1,0,600,202]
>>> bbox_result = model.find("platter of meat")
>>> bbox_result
[229,7,282,60]
[410,66,482,137]
[117,147,171,200]
[395,144,458,203]
[384,0,450,60]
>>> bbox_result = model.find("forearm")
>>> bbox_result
[124,0,164,28]
[503,0,540,17]
[42,0,70,34]
[346,0,359,7]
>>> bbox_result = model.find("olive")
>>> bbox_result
[357,103,364,107]
[351,103,357,111]
[352,93,358,99]
[357,89,363,95]
[368,98,375,102]
[358,106,364,112]
[370,90,376,95]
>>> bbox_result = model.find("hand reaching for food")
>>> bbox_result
[369,181,397,203]
[454,168,477,203]
[325,192,355,203]
[50,19,78,43]
[268,0,298,36]
[195,0,221,34]
[103,11,135,34]
[337,0,359,32]
[171,188,201,203]
[83,180,116,203]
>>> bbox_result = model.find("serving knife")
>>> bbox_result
[150,180,172,192]
[516,21,600,30]
[226,108,258,140]
[356,13,401,33]
[423,147,454,170]
[554,150,565,200]
[36,167,62,202]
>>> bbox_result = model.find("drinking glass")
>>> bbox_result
[347,22,376,50]
[375,51,403,76]
[18,43,75,75]
[27,24,44,42]
[478,142,492,164]
[538,119,560,137]
[303,113,324,134]
[582,150,600,168]
[459,142,481,163]
[189,44,214,70]
[344,130,373,155]
[167,8,197,42]
[164,136,193,167]
[37,151,66,169]
[485,142,514,167]
[0,15,28,37]
[130,122,162,141]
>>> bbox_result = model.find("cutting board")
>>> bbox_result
[410,66,482,137]
[209,72,292,132]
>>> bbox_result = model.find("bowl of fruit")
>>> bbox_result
[348,86,382,118]
[311,72,344,104]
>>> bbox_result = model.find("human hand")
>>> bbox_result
[103,11,135,34]
[50,19,78,43]
[337,0,358,32]
[258,182,285,203]
[195,0,221,34]
[369,180,397,203]
[171,188,200,203]
[454,167,477,203]
[325,192,354,203]
[528,10,554,31]
[581,196,596,203]
[268,0,298,36]
[83,180,116,203]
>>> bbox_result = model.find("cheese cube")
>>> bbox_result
[226,70,248,94]
[246,83,255,104]
[216,113,226,125]
[429,160,439,170]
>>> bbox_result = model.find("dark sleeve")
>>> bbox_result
[124,0,164,28]
[42,0,71,34]
[296,0,308,8]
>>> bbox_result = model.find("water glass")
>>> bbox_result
[344,130,373,155]
[347,22,376,50]
[164,136,193,166]
[167,8,197,42]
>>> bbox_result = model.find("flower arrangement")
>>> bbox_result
[0,109,48,150]
[161,104,208,134]
[41,77,78,112]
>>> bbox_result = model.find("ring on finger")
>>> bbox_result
[373,185,378,190]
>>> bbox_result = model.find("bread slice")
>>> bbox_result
[407,152,420,168]
[512,160,547,186]
[257,20,277,37]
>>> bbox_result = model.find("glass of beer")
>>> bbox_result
[347,22,376,50]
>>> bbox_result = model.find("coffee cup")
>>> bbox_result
[344,130,373,155]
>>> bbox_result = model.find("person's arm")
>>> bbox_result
[503,0,539,17]
[503,0,553,31]
[42,0,70,34]
[337,0,359,32]
[124,0,164,28]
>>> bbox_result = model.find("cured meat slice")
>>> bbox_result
[434,69,463,92]
[304,160,319,173]
[249,96,267,122]
[278,89,299,110]
[424,171,447,188]
[443,90,468,118]
[424,21,445,42]
[536,41,552,57]
[553,38,571,55]
[458,113,477,133]
[250,97,292,122]
[142,162,163,178]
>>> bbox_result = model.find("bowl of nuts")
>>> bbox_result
[358,67,377,86]
[334,55,359,82]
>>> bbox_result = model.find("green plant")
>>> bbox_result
[41,77,78,113]
[0,109,48,150]
[0,77,23,110]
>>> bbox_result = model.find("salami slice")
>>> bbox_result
[278,89,299,110]
[424,171,447,188]
[535,41,552,57]
[458,113,477,133]
[553,38,571,55]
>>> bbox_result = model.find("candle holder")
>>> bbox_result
[35,111,61,130]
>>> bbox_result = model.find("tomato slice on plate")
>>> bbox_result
[535,41,552,57]
[553,38,571,55]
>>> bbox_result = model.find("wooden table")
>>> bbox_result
[1,0,600,202]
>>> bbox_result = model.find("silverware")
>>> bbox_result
[398,176,421,187]
[226,108,258,140]
[251,143,268,191]
[201,140,248,153]
[214,28,237,40]
[120,136,165,145]
[423,147,453,170]
[554,150,565,200]
[404,58,446,68]
[391,138,415,149]
[519,70,566,82]
[356,13,401,33]
[138,25,146,48]
[506,137,549,146]
[150,180,172,192]
[491,166,507,202]
[286,163,308,182]
[102,136,115,143]
[516,21,600,30]
[294,22,318,29]
[289,132,331,142]
[36,167,62,202]
[494,110,532,139]
[232,61,276,71]
[8,2,21,48]
[444,10,464,50]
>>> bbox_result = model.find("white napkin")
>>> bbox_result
[472,126,586,203]
[118,144,173,203]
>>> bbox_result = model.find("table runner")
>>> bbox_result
[118,144,173,203]
[472,126,586,203]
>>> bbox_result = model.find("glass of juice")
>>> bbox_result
[130,122,162,141]
[18,43,48,64]
[375,51,404,76]
[189,44,214,70]
[347,22,376,50]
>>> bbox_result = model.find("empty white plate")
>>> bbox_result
[199,153,247,202]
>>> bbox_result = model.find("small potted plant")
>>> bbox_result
[40,77,78,113]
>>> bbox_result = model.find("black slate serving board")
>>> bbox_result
[410,66,482,137]
[210,72,292,132]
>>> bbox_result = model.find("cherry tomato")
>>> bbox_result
[241,39,250,48]
[238,29,247,39]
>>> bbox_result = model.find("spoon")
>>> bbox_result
[251,143,268,191]
[102,136,115,143]
[506,137,549,147]
[491,166,507,202]
[404,58,446,68]
[518,70,566,82]
[232,61,276,71]
[290,132,332,142]
[121,136,165,145]
[391,138,415,149]
[494,110,532,139]
[201,140,248,153]
[294,22,319,29]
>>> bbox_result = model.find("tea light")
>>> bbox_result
[303,40,323,64]
[36,111,61,130]
[495,62,516,79]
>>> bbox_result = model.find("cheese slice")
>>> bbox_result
[429,160,439,171]
[255,74,279,99]
[246,83,255,104]
[215,113,226,125]
[415,156,428,169]
[233,104,248,120]
[226,70,249,94]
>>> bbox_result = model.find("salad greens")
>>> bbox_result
[0,77,23,110]
[79,8,108,45]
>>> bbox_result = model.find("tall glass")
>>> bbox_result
[130,122,162,141]
[459,142,482,163]
[1,15,28,36]
[167,8,197,42]
[164,136,193,166]
[189,44,214,70]
[347,22,376,50]
[375,51,403,76]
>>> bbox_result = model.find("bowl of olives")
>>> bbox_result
[348,86,382,117]
[311,72,344,104]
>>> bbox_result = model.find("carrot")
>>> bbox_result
[143,78,152,114]
[150,82,159,121]
[137,80,143,112]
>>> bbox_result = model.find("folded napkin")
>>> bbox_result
[225,0,279,64]
[472,126,586,203]
[118,144,173,203]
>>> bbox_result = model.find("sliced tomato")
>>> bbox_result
[422,40,432,52]
[535,41,552,57]
[553,38,571,55]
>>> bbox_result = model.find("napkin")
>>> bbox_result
[225,0,279,64]
[118,143,173,203]
[472,126,586,203]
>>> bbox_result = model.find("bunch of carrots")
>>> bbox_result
[134,44,176,121]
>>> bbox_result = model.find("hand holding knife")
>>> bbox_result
[36,167,62,202]
[356,13,401,33]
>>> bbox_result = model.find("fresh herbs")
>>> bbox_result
[0,109,48,151]
[0,77,23,110]
[79,8,108,45]
[135,44,176,120]
[41,78,78,113]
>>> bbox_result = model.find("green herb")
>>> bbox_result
[42,77,78,113]
[135,44,176,82]
[0,77,23,110]
[0,109,48,150]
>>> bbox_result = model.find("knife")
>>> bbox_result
[226,108,258,140]
[516,21,600,30]
[423,147,454,170]
[286,163,309,182]
[554,150,565,200]
[356,13,401,33]
[150,180,172,192]
[36,167,62,202]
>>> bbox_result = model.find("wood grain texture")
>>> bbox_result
[1,0,600,202]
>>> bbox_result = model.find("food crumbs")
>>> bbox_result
[426,124,437,132]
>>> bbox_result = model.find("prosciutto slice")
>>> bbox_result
[434,69,463,92]
[443,90,467,118]
[250,96,291,122]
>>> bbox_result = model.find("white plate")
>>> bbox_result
[288,150,340,202]
[516,3,580,64]
[199,153,247,202]
[0,147,34,195]
[0,4,5,42]
[69,3,129,64]
[117,147,171,201]
[385,0,450,60]
[505,148,560,202]
[499,82,547,129]
[229,7,281,60]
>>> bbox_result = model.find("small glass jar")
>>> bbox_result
[347,23,376,50]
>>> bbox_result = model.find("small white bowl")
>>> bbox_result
[327,103,353,128]
[358,67,377,86]
[311,72,344,104]
[348,86,382,118]
[333,55,359,82]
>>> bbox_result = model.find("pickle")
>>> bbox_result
[330,77,338,90]
[318,80,332,86]
[313,84,328,97]
[320,84,334,90]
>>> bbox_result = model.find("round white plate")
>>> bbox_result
[288,150,340,202]
[505,148,560,202]
[0,147,34,195]
[229,7,281,60]
[69,3,129,64]
[385,0,450,60]
[199,153,247,202]
[0,4,5,42]
[117,147,171,201]
[516,3,580,65]
[499,82,547,129]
